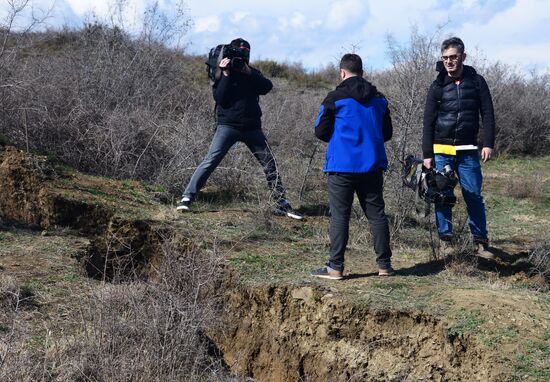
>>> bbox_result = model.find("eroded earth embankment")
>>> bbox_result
[210,284,502,381]
[0,146,167,280]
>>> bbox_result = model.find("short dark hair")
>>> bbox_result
[339,54,363,76]
[441,37,465,54]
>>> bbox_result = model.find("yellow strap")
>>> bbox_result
[433,144,456,155]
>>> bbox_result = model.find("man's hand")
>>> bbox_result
[219,57,231,76]
[423,158,433,169]
[481,147,493,163]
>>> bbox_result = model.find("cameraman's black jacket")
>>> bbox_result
[422,64,495,159]
[213,68,272,130]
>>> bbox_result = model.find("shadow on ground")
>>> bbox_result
[299,204,330,217]
[344,248,540,282]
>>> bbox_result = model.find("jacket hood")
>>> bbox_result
[336,76,379,103]
[435,62,478,85]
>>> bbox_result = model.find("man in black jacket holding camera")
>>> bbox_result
[177,38,302,220]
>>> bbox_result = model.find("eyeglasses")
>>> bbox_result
[441,54,461,62]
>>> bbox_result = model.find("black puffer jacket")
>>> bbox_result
[422,64,495,158]
[213,68,272,130]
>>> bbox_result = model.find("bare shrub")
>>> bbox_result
[0,0,50,64]
[529,239,550,281]
[372,28,441,236]
[0,236,238,381]
[0,275,24,374]
[260,82,327,203]
[59,241,232,381]
[254,60,334,88]
[503,173,545,201]
[0,274,19,310]
[482,64,550,155]
[0,2,212,194]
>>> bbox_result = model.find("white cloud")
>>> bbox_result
[63,0,110,17]
[309,19,323,28]
[231,11,249,23]
[291,12,306,28]
[492,42,550,71]
[456,0,550,70]
[363,0,443,38]
[326,0,367,30]
[6,0,547,73]
[277,12,308,31]
[461,0,478,8]
[195,15,220,33]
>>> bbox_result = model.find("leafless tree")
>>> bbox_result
[0,0,51,62]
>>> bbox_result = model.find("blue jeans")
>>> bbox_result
[434,152,488,242]
[183,125,285,201]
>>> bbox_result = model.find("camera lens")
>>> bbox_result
[231,57,245,71]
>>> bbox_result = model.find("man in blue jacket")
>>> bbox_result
[177,38,302,220]
[311,54,393,280]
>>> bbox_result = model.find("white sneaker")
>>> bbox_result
[176,196,192,211]
[275,200,304,220]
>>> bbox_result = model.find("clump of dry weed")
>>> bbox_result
[503,174,545,201]
[529,239,550,282]
[0,275,19,310]
[0,236,238,382]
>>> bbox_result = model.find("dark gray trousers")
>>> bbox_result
[183,125,285,201]
[327,170,392,271]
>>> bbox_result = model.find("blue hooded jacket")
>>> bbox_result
[315,76,392,173]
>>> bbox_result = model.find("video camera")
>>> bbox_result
[422,165,458,204]
[223,45,248,72]
[402,155,458,206]
[206,43,251,84]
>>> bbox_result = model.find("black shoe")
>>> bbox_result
[176,197,192,211]
[275,200,303,220]
[311,266,343,280]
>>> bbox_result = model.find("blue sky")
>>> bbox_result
[3,0,550,73]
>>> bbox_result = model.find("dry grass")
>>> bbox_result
[503,174,545,201]
[0,275,20,310]
[529,239,550,281]
[0,235,240,382]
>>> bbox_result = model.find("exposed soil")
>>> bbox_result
[0,147,170,280]
[211,285,499,381]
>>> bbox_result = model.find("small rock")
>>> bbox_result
[321,293,334,301]
[291,287,314,301]
[316,325,328,339]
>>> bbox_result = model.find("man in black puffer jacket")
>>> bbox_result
[422,37,496,259]
[177,38,302,220]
